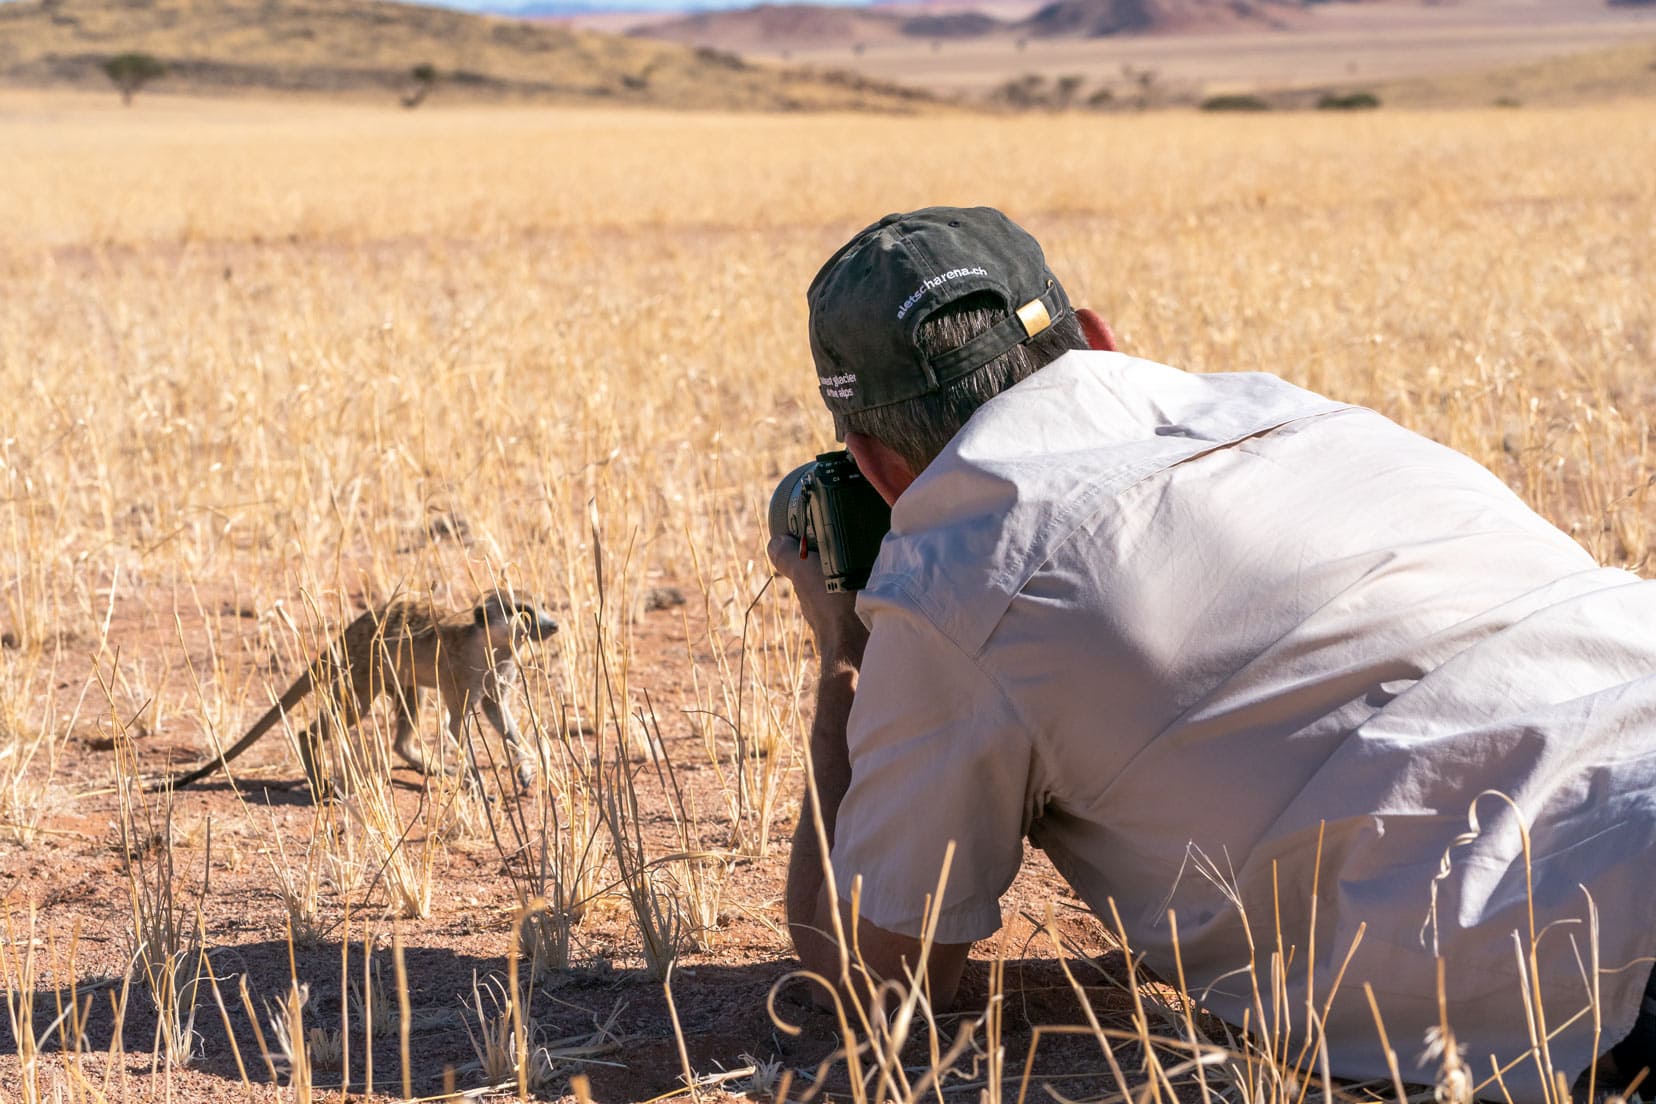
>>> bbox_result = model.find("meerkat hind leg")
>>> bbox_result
[391,683,452,776]
[298,712,341,804]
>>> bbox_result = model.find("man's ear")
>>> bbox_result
[1077,308,1118,352]
[845,432,916,507]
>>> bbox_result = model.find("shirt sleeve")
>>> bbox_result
[829,598,1036,945]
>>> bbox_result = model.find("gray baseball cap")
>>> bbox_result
[806,205,1073,436]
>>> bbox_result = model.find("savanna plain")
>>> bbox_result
[1,95,1653,1104]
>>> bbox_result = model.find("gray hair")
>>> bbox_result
[844,291,1088,473]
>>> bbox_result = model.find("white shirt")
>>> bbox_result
[833,350,1656,1101]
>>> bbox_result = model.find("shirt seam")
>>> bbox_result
[984,400,1353,599]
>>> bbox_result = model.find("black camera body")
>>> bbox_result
[769,451,892,592]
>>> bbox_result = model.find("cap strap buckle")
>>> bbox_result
[1016,297,1052,338]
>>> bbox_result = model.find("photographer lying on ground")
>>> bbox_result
[767,206,1656,1103]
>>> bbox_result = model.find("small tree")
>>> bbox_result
[1053,74,1084,109]
[401,62,437,109]
[102,53,166,106]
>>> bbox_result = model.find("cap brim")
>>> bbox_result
[832,408,848,442]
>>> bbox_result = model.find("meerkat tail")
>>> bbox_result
[167,669,317,789]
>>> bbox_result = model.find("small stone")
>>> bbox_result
[642,586,686,612]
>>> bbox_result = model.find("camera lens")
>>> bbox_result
[769,461,817,546]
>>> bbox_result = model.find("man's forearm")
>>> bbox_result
[782,634,973,1012]
[787,644,862,968]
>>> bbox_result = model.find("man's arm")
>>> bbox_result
[769,536,971,1012]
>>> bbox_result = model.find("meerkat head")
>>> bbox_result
[475,591,559,647]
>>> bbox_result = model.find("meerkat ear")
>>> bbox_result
[474,604,488,627]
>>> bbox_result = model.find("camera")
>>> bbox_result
[769,450,892,592]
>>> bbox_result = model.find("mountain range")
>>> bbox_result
[627,0,1307,50]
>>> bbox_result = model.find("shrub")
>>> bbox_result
[1317,91,1380,111]
[694,46,746,72]
[991,73,1047,109]
[1052,74,1084,107]
[1201,93,1270,112]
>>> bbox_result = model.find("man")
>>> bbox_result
[768,205,1656,1103]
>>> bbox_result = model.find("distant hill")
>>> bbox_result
[1179,36,1656,109]
[1353,35,1656,107]
[899,10,1000,37]
[0,0,936,110]
[1020,0,1299,37]
[629,2,912,50]
[630,0,1303,51]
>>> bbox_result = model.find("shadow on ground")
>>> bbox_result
[1,941,1155,1099]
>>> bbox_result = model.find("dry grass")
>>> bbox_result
[0,93,1652,1100]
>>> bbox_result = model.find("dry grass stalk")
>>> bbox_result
[584,498,694,979]
[601,756,689,981]
[478,677,610,979]
[342,739,434,919]
[199,950,251,1091]
[266,807,337,947]
[637,694,733,947]
[393,924,413,1100]
[0,661,55,845]
[351,930,391,1096]
[108,717,210,1070]
[684,549,794,859]
[461,971,558,1092]
[2,905,49,1104]
[348,952,396,1043]
[264,980,314,1101]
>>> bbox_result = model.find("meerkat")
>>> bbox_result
[167,591,559,800]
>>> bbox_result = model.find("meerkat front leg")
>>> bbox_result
[299,709,342,802]
[479,693,537,791]
[445,694,492,797]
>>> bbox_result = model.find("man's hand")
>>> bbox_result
[767,535,869,665]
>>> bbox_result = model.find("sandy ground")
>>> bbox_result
[0,569,1145,1102]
